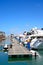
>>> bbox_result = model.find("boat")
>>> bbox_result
[3,44,8,51]
[19,27,43,50]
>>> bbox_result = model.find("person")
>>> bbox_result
[10,44,12,48]
[27,42,30,51]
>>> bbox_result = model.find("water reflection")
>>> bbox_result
[8,55,32,62]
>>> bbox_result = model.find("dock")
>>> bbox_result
[8,38,32,57]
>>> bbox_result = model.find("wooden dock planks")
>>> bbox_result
[8,38,32,56]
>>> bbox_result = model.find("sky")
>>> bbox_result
[0,0,43,35]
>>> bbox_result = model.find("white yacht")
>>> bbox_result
[27,27,43,49]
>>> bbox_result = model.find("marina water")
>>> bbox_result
[0,40,43,65]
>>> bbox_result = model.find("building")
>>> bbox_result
[0,31,5,40]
